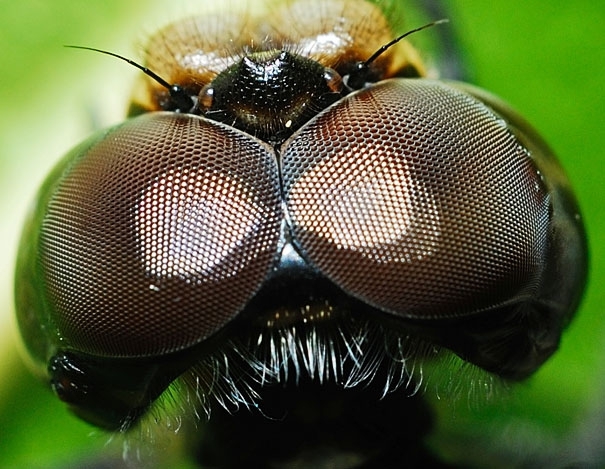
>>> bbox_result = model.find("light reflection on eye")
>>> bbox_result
[136,168,263,280]
[288,146,441,262]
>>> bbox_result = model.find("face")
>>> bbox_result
[13,0,587,466]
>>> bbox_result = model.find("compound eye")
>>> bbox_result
[282,79,585,323]
[16,113,282,360]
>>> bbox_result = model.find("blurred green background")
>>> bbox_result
[0,0,603,467]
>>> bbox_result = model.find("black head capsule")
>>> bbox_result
[199,50,343,143]
[15,1,587,464]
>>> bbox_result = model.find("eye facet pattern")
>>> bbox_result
[38,113,281,357]
[283,79,550,319]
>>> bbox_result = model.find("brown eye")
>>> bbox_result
[23,113,282,358]
[284,80,548,319]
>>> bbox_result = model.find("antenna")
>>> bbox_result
[365,19,449,67]
[345,19,449,90]
[64,45,195,113]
